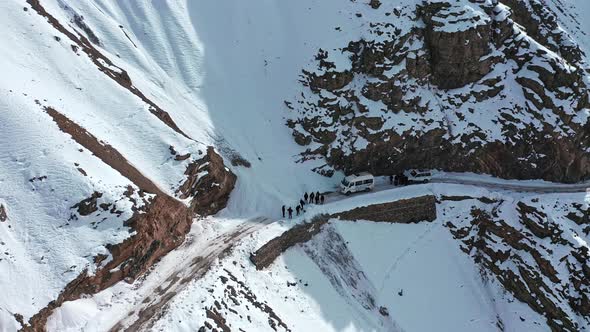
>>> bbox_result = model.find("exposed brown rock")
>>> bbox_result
[441,195,496,204]
[565,204,590,225]
[21,109,236,331]
[449,208,581,332]
[252,196,436,270]
[304,69,353,93]
[288,1,590,184]
[44,107,164,196]
[71,191,102,216]
[316,122,590,183]
[516,202,554,239]
[221,269,291,331]
[177,147,237,216]
[419,2,493,89]
[22,195,193,332]
[500,0,583,64]
[206,307,230,332]
[0,204,7,222]
[175,153,191,161]
[369,0,381,10]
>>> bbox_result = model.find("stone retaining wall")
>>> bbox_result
[332,195,436,223]
[250,215,329,270]
[250,195,437,270]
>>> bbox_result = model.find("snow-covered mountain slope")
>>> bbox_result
[1,0,356,329]
[1,0,590,331]
[45,183,590,332]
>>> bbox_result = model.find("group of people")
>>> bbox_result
[389,173,409,186]
[282,191,326,219]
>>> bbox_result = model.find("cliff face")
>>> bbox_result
[420,1,494,89]
[444,195,590,332]
[287,0,590,183]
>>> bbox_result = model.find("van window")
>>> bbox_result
[364,179,373,184]
[355,181,363,186]
[342,179,350,186]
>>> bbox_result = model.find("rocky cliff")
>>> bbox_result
[443,194,590,331]
[287,0,590,183]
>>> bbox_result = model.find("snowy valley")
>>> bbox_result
[1,0,589,331]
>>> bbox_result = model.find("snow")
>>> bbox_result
[431,3,491,33]
[0,0,360,324]
[333,220,547,332]
[43,178,590,331]
[1,0,590,330]
[138,182,573,332]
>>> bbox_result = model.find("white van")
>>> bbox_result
[340,172,375,195]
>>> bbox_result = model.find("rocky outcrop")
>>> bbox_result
[27,0,191,140]
[287,0,590,183]
[500,0,584,64]
[419,1,493,89]
[446,202,590,332]
[331,195,436,223]
[198,269,291,332]
[0,204,7,222]
[177,147,237,216]
[71,191,102,216]
[23,194,193,332]
[22,108,236,331]
[44,107,164,196]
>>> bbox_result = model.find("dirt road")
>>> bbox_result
[109,217,271,331]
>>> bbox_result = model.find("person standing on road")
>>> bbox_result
[310,192,315,204]
[304,192,309,203]
[315,191,320,204]
[300,199,305,210]
[282,205,285,218]
[296,205,300,216]
[389,175,394,185]
[320,194,325,204]
[288,207,293,219]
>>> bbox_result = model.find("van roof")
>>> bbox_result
[356,172,372,177]
[344,172,373,181]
